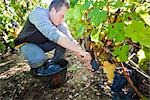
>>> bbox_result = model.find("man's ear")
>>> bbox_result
[51,7,56,13]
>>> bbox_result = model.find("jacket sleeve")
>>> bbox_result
[57,22,78,44]
[28,7,66,43]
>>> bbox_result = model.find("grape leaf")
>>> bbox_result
[125,21,144,35]
[74,5,82,20]
[90,29,100,42]
[0,42,6,53]
[65,5,82,20]
[93,0,108,8]
[75,24,85,38]
[103,61,116,82]
[113,45,129,62]
[107,23,125,42]
[125,21,150,48]
[70,0,78,7]
[140,13,150,26]
[109,0,125,8]
[81,1,92,11]
[143,47,150,60]
[88,8,107,26]
[139,27,150,48]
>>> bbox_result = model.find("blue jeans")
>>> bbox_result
[19,41,66,68]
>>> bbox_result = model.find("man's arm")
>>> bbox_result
[57,22,78,44]
[57,23,86,62]
[57,36,93,71]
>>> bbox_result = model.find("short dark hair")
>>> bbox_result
[49,0,70,12]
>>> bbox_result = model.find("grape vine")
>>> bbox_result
[65,0,150,72]
[66,0,150,99]
[0,0,46,54]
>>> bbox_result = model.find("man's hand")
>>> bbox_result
[57,35,92,70]
[74,51,93,71]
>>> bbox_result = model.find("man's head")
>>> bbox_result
[49,0,70,26]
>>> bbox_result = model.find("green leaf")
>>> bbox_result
[65,8,74,20]
[139,27,150,48]
[0,42,6,53]
[8,41,15,48]
[109,0,125,8]
[88,8,107,26]
[107,23,125,42]
[113,45,129,62]
[90,29,100,42]
[140,13,150,26]
[75,24,85,38]
[139,47,150,71]
[9,28,14,33]
[70,0,78,7]
[93,0,108,8]
[143,47,150,60]
[125,21,150,48]
[65,5,82,21]
[81,1,92,11]
[74,5,82,20]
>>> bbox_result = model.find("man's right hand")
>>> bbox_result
[74,50,93,71]
[57,36,93,70]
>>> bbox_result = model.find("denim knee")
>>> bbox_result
[19,43,48,68]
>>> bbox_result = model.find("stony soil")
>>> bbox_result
[0,51,111,100]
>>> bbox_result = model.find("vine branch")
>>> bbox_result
[121,62,143,98]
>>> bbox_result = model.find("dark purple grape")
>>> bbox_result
[111,71,127,92]
[90,59,99,71]
[131,55,139,64]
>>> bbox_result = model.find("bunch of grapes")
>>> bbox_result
[111,66,139,100]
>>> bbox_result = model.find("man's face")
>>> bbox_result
[49,5,68,26]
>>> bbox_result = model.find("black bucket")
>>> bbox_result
[31,59,68,89]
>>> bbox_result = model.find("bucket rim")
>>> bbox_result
[34,59,69,77]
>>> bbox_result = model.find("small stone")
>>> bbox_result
[34,83,38,87]
[96,92,101,96]
[55,97,59,100]
[82,75,87,81]
[3,91,6,94]
[17,84,21,87]
[69,95,73,99]
[21,86,25,90]
[82,95,87,99]
[71,89,76,93]
[18,90,22,93]
[23,80,27,84]
[74,93,79,97]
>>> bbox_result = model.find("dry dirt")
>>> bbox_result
[0,51,111,100]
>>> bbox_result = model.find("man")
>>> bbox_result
[15,0,92,75]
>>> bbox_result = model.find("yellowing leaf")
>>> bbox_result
[13,28,21,37]
[103,61,116,82]
[29,0,36,5]
[140,13,150,26]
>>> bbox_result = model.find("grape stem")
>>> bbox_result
[128,56,150,80]
[120,63,143,98]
